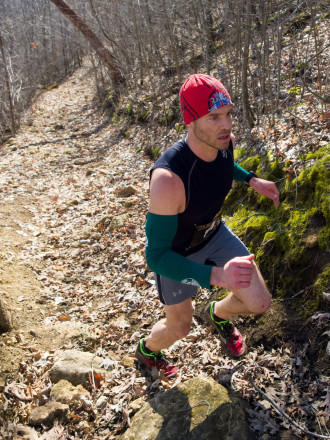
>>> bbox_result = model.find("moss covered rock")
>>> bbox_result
[223,143,330,315]
[121,377,256,440]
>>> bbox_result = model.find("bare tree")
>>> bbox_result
[50,0,125,86]
[0,31,16,134]
[241,0,255,127]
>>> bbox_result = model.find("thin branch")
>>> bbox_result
[176,399,211,416]
[247,374,330,439]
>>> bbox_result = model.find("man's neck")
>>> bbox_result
[185,133,218,162]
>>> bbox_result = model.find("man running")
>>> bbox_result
[135,74,279,378]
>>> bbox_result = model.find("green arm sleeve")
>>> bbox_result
[145,212,212,289]
[233,162,249,182]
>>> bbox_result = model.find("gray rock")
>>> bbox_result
[94,213,129,230]
[33,321,97,347]
[122,377,256,440]
[50,379,90,407]
[29,402,69,426]
[0,298,13,331]
[116,186,137,198]
[49,349,114,386]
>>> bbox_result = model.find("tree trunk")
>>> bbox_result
[0,31,16,134]
[198,0,211,74]
[49,0,124,86]
[241,0,255,128]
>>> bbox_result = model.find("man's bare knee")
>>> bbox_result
[170,321,191,341]
[249,292,272,315]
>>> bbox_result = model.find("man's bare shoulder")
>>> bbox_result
[149,168,185,214]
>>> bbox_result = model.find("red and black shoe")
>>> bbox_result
[135,339,179,379]
[205,301,247,359]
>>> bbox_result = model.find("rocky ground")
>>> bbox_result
[0,60,329,440]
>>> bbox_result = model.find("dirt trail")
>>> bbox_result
[0,65,114,385]
[0,62,329,439]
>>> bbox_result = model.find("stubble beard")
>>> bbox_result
[193,125,230,152]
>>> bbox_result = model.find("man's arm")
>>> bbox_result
[146,167,256,290]
[249,176,280,208]
[149,168,186,215]
[146,168,212,288]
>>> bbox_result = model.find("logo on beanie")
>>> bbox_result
[208,91,232,112]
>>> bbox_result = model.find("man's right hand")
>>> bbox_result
[210,255,256,290]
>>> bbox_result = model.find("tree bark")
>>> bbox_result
[0,31,16,134]
[198,0,211,74]
[241,0,255,128]
[50,0,124,86]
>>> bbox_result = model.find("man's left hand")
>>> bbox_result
[249,177,280,208]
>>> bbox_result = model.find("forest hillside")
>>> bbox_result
[0,1,329,439]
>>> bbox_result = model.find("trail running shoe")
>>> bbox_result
[205,301,247,359]
[135,339,179,379]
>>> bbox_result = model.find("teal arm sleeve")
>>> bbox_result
[145,212,212,289]
[233,162,249,182]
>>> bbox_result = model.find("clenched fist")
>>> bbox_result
[210,254,256,290]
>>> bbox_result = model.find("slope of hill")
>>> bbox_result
[0,22,329,440]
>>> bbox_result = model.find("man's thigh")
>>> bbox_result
[154,221,250,305]
[204,221,250,267]
[155,273,198,305]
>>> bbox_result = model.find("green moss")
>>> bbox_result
[141,93,159,102]
[112,114,121,124]
[239,155,260,172]
[234,142,248,160]
[313,265,330,303]
[137,109,152,123]
[223,145,329,309]
[318,227,330,252]
[125,103,134,116]
[288,86,301,95]
[284,11,311,34]
[284,161,330,223]
[289,102,308,110]
[159,105,179,126]
[295,265,330,318]
[144,145,160,160]
[302,144,329,162]
[175,123,185,133]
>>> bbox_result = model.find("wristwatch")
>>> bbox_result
[245,171,258,185]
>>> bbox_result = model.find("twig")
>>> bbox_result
[4,384,34,402]
[176,400,210,416]
[285,109,308,125]
[91,355,97,392]
[283,285,313,301]
[247,374,330,439]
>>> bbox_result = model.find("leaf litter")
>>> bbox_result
[0,35,330,439]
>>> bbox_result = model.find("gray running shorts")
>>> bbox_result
[154,221,250,305]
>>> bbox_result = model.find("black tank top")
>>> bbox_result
[151,139,234,256]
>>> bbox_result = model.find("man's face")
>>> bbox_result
[189,105,233,151]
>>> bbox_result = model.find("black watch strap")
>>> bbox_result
[245,171,258,185]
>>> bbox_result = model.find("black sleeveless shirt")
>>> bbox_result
[151,139,234,256]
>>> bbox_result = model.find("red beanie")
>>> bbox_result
[179,74,233,125]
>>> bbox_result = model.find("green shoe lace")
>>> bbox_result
[209,302,233,338]
[139,339,167,365]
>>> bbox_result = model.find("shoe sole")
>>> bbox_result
[204,305,247,359]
